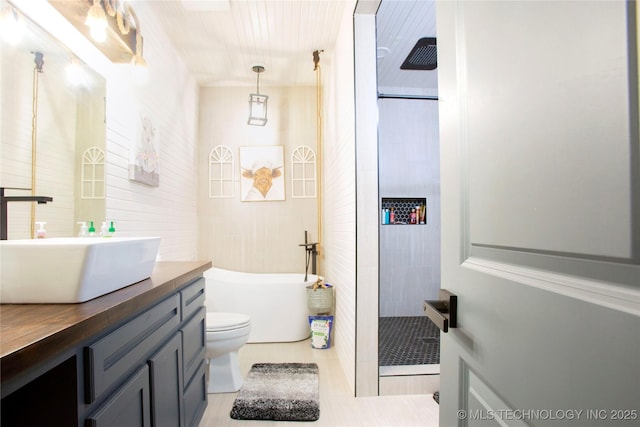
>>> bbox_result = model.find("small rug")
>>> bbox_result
[230,362,320,421]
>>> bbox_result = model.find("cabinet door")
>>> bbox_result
[85,365,150,427]
[181,307,206,384]
[148,333,184,427]
[183,360,207,427]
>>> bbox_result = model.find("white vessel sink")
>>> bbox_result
[0,237,161,303]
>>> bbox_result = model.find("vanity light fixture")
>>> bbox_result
[81,0,146,70]
[84,0,108,42]
[248,65,268,126]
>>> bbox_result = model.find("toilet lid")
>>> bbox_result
[206,312,251,332]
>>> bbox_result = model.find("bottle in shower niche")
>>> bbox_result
[419,204,426,224]
[410,208,417,224]
[389,207,395,224]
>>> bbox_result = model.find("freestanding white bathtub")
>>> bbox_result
[204,267,319,343]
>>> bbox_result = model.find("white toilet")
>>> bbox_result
[205,312,251,393]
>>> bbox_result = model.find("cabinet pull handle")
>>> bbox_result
[423,289,457,333]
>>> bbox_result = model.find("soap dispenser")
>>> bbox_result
[88,221,96,237]
[35,221,46,239]
[77,222,89,237]
[101,221,116,237]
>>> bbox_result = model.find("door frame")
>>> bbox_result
[354,0,382,397]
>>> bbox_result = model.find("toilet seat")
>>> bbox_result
[206,312,251,332]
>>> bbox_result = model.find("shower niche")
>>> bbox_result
[381,197,427,225]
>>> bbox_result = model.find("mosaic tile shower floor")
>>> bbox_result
[378,316,440,366]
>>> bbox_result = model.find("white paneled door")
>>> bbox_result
[437,1,639,426]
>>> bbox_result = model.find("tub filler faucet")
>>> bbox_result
[299,230,318,281]
[1,187,53,240]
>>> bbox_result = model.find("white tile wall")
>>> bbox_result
[322,1,358,395]
[378,98,441,316]
[104,2,200,261]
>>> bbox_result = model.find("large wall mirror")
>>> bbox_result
[1,0,106,239]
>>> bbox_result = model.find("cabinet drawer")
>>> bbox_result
[85,365,151,427]
[181,278,205,322]
[184,360,207,427]
[182,307,206,385]
[86,294,181,403]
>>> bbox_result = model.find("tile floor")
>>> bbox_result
[379,316,440,366]
[199,339,439,427]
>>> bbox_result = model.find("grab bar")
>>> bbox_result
[423,289,457,333]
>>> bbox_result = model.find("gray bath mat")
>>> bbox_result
[230,362,320,421]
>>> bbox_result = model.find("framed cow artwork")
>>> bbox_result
[239,146,285,201]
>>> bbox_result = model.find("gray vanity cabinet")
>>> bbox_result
[84,277,207,427]
[0,262,211,427]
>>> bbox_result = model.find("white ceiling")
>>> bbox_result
[147,0,354,87]
[147,0,438,94]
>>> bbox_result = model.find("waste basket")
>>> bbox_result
[306,283,333,315]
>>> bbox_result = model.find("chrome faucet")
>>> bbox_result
[0,187,53,240]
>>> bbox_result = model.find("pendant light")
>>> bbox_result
[248,65,268,126]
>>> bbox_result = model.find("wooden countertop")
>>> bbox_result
[0,261,212,392]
